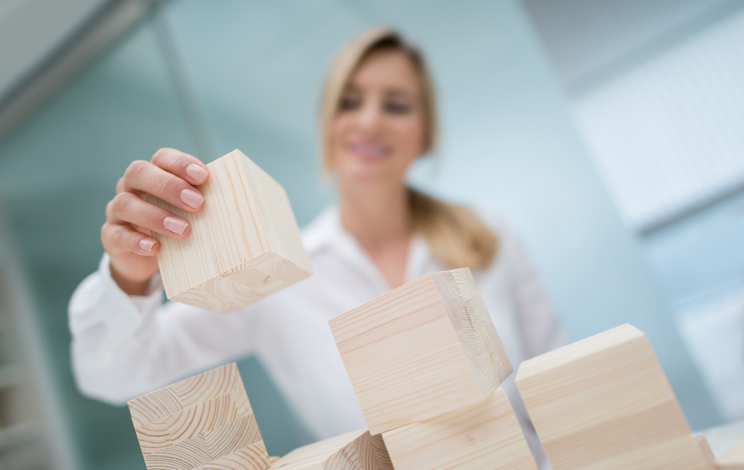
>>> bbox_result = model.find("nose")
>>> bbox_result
[355,98,383,135]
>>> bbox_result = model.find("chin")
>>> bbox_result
[339,165,397,187]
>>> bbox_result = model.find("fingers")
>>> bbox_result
[151,148,209,186]
[104,148,206,259]
[106,192,191,238]
[121,160,205,213]
[102,221,159,257]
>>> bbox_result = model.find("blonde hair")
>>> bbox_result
[319,27,497,270]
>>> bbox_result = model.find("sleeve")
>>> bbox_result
[68,253,264,405]
[509,234,570,359]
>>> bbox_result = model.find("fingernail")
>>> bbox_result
[163,217,188,235]
[186,164,208,183]
[181,188,204,209]
[139,238,156,252]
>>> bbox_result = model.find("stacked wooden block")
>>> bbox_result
[131,150,743,469]
[328,268,538,469]
[146,149,312,314]
[128,363,271,470]
[270,428,392,470]
[718,435,744,469]
[515,324,716,470]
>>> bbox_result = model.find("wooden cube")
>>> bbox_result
[270,428,392,470]
[146,149,312,314]
[694,436,715,469]
[515,324,710,470]
[382,387,537,470]
[718,435,744,470]
[128,363,271,470]
[329,268,512,435]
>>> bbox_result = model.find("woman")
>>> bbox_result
[69,28,567,466]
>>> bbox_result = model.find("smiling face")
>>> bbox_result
[329,48,427,188]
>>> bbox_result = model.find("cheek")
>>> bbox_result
[331,116,348,146]
[395,118,426,157]
[329,116,350,164]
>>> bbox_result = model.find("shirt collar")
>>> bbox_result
[301,205,436,288]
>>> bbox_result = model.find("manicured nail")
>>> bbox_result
[186,164,208,183]
[181,188,204,209]
[139,238,156,252]
[163,217,188,235]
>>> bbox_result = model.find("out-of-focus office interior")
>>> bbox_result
[0,0,742,468]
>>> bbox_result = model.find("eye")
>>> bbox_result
[340,95,361,111]
[384,101,411,115]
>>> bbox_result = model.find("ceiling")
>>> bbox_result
[520,0,736,91]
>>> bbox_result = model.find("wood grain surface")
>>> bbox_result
[145,149,312,314]
[516,324,710,470]
[718,435,744,469]
[694,436,715,469]
[329,268,512,435]
[270,428,392,470]
[128,363,271,470]
[382,387,537,470]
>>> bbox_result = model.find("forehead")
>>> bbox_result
[347,49,421,94]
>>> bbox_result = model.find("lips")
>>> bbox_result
[348,142,391,160]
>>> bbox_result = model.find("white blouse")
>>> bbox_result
[68,206,567,468]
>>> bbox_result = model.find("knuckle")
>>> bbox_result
[157,173,183,196]
[125,160,148,179]
[111,192,133,213]
[151,148,167,164]
[142,205,162,226]
[105,200,115,219]
[102,223,120,246]
[152,147,175,164]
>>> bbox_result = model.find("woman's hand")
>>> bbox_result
[101,148,209,295]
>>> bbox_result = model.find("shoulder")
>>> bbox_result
[470,206,520,247]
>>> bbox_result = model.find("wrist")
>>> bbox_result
[109,261,151,296]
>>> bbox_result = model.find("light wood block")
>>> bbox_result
[718,435,744,469]
[128,363,271,470]
[515,323,710,470]
[694,436,716,469]
[382,387,537,470]
[270,428,393,470]
[329,268,512,435]
[146,149,312,314]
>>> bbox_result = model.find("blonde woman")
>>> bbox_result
[70,28,566,466]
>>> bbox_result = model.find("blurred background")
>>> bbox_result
[0,0,742,468]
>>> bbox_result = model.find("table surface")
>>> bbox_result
[698,419,744,457]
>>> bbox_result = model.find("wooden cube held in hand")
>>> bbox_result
[128,363,271,470]
[146,149,312,314]
[329,268,512,435]
[515,324,710,470]
[271,428,393,470]
[382,387,537,470]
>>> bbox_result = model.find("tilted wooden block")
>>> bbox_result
[694,436,715,469]
[329,268,512,435]
[515,324,710,470]
[718,435,744,470]
[382,387,537,470]
[270,428,392,470]
[128,363,271,470]
[146,149,312,314]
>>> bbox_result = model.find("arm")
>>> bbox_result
[70,148,261,404]
[69,253,263,404]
